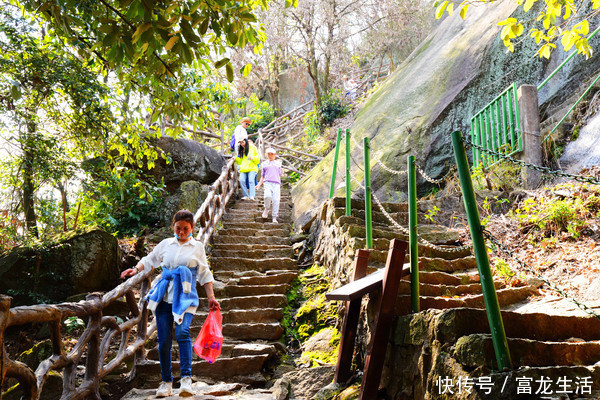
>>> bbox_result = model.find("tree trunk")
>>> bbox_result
[22,119,38,237]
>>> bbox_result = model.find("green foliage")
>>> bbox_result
[471,161,521,192]
[303,109,322,140]
[78,167,165,237]
[12,0,274,125]
[509,184,600,241]
[294,265,338,342]
[492,257,515,281]
[64,316,85,334]
[245,95,276,135]
[425,205,440,222]
[318,89,349,126]
[300,328,341,367]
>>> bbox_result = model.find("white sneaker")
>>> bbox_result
[156,381,172,397]
[179,376,194,397]
[262,209,269,218]
[249,196,255,200]
[272,218,278,224]
[241,196,249,200]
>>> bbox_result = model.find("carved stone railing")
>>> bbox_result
[193,157,238,243]
[0,157,239,400]
[0,271,153,400]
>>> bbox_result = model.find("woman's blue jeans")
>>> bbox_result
[155,301,194,382]
[239,170,257,198]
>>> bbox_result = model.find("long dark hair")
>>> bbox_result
[237,138,249,158]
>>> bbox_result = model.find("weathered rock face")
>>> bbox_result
[147,136,224,193]
[157,180,211,226]
[291,0,600,226]
[0,227,120,305]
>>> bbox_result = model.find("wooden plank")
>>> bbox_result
[360,239,408,400]
[335,249,370,385]
[326,269,383,301]
[326,263,410,301]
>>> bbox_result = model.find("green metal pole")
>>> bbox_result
[538,24,600,90]
[329,128,342,198]
[451,130,512,371]
[408,155,419,313]
[545,70,600,141]
[364,137,373,249]
[345,129,351,216]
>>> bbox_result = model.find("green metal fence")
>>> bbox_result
[470,82,522,169]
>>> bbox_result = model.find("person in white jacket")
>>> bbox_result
[233,117,252,155]
[120,210,219,397]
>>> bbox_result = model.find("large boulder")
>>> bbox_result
[147,136,224,193]
[0,226,120,306]
[291,0,600,227]
[158,180,211,226]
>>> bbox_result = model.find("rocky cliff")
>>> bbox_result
[292,0,600,227]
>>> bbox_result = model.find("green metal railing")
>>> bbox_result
[407,156,419,313]
[345,129,351,216]
[452,130,512,370]
[363,137,373,249]
[470,82,522,169]
[329,128,343,198]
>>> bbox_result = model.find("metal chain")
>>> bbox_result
[370,190,472,254]
[415,163,455,184]
[349,134,364,150]
[374,157,408,176]
[463,135,600,185]
[483,230,600,321]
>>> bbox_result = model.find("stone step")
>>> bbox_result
[194,308,284,324]
[231,200,292,209]
[210,257,297,271]
[216,227,289,237]
[208,284,290,298]
[419,256,477,273]
[211,247,294,259]
[211,243,291,252]
[199,294,288,311]
[212,235,292,246]
[418,270,480,285]
[396,279,504,297]
[135,355,270,380]
[394,285,539,315]
[213,269,298,285]
[351,237,471,260]
[455,334,600,368]
[218,222,292,231]
[147,340,277,360]
[432,308,600,343]
[224,323,284,341]
[221,214,293,224]
[190,322,284,341]
[236,272,298,286]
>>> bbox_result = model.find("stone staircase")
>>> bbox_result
[130,186,296,398]
[384,307,600,399]
[313,197,540,315]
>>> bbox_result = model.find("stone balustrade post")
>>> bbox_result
[517,84,542,189]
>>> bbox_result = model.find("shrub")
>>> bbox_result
[319,89,349,126]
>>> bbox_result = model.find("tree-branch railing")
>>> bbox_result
[0,157,239,400]
[194,157,239,244]
[0,272,153,400]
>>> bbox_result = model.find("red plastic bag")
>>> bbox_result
[193,309,223,363]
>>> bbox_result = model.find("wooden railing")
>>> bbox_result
[255,100,323,177]
[0,274,153,400]
[193,157,238,243]
[0,158,239,400]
